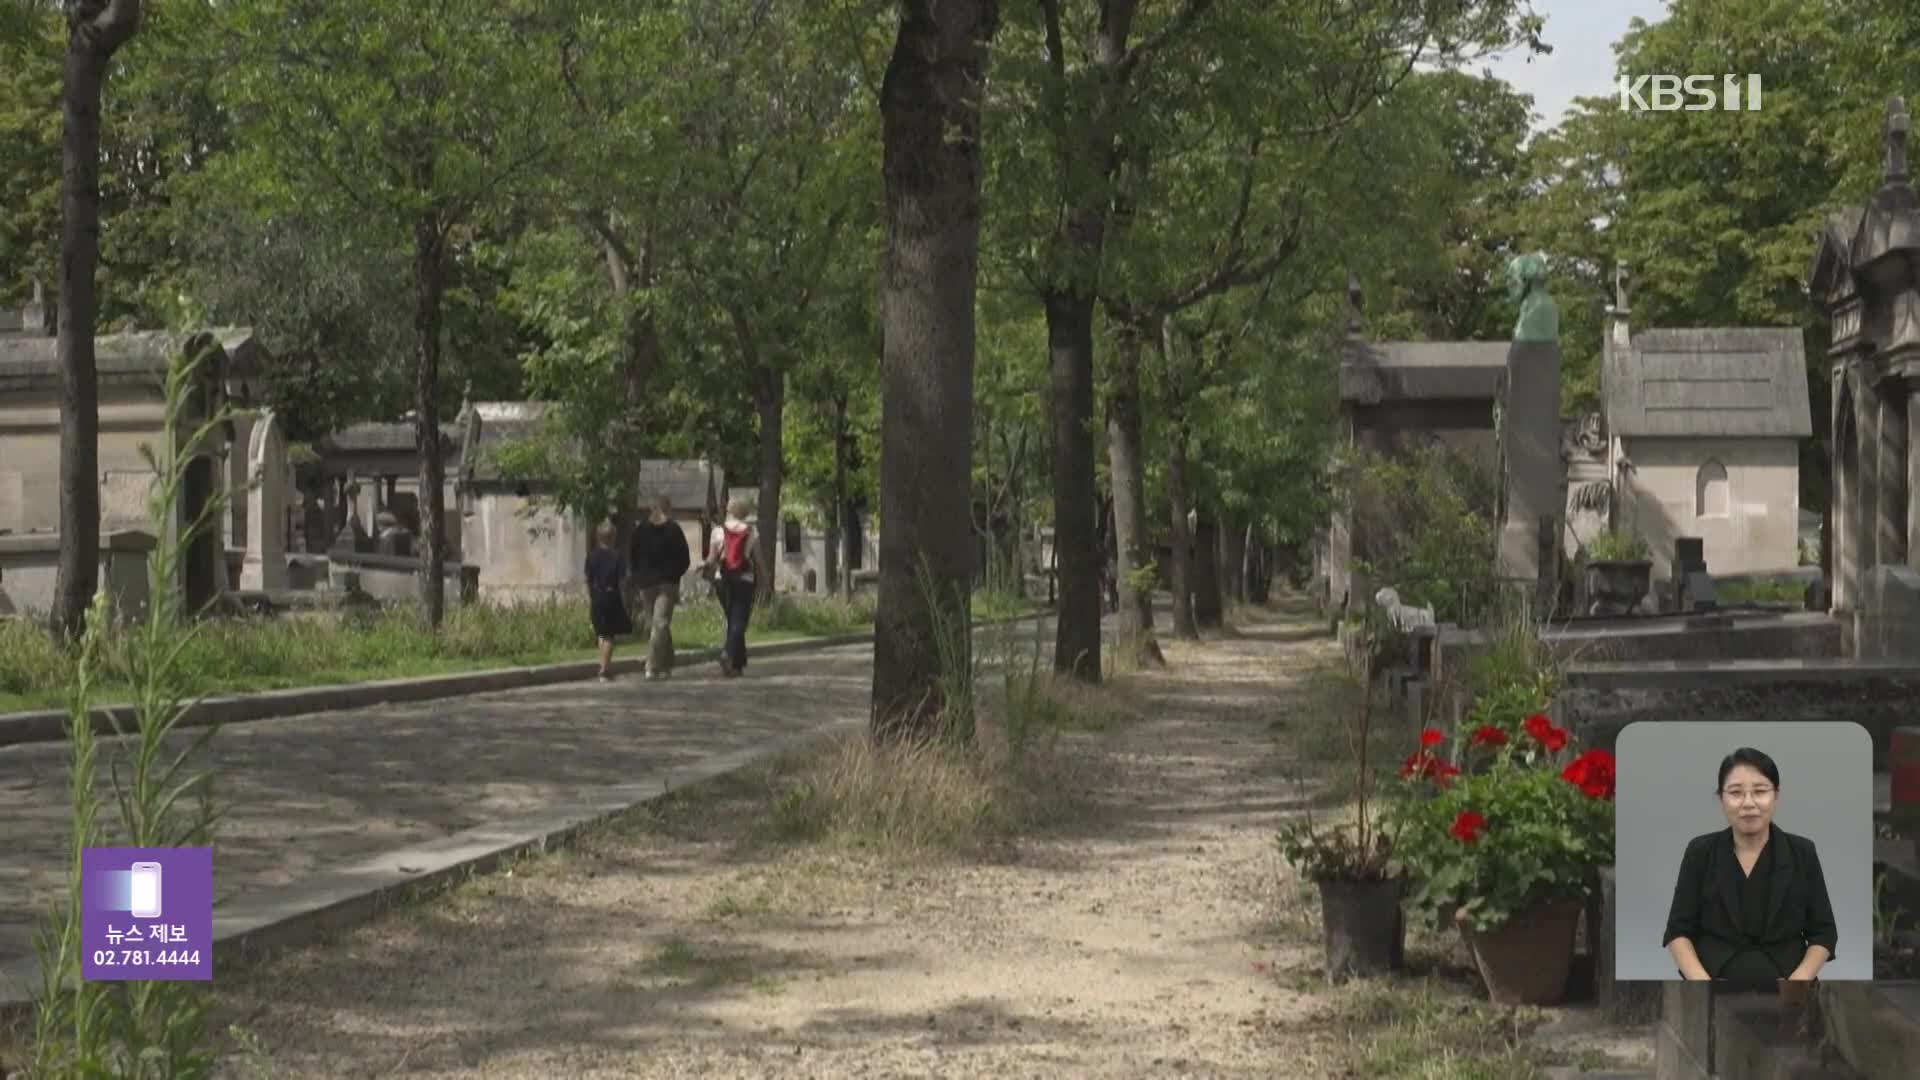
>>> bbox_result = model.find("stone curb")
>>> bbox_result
[0,612,1047,749]
[1561,657,1920,690]
[0,713,863,1024]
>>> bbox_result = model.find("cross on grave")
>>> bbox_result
[1888,96,1910,184]
[1346,269,1364,335]
[1613,260,1630,313]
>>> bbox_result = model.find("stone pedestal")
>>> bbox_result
[1496,341,1563,584]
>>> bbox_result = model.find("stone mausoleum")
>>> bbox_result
[1810,96,1920,655]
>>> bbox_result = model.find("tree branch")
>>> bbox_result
[73,0,140,54]
[1115,0,1213,85]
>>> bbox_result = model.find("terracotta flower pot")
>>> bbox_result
[1317,877,1406,981]
[1455,898,1584,1006]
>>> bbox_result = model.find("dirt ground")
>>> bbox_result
[200,604,1651,1078]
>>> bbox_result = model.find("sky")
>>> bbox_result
[1479,0,1674,132]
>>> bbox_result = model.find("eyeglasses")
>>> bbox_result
[1720,787,1776,803]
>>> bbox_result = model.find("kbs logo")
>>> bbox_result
[1618,74,1763,112]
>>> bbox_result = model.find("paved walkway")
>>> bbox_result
[0,615,1082,979]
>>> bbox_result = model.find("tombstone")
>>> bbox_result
[1673,536,1706,576]
[239,411,289,591]
[375,511,413,558]
[334,505,371,554]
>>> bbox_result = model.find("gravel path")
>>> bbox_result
[203,608,1362,1077]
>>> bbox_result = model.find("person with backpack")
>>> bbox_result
[703,496,761,677]
[628,493,691,680]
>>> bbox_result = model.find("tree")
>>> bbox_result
[981,0,1542,679]
[216,0,569,627]
[870,0,1000,741]
[666,2,872,603]
[50,0,142,640]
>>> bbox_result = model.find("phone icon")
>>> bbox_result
[129,862,162,920]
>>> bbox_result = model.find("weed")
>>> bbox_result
[30,340,235,1078]
[1332,980,1560,1077]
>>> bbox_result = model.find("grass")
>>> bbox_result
[757,672,1136,858]
[1714,576,1807,606]
[1324,979,1583,1078]
[0,588,1040,714]
[641,935,785,994]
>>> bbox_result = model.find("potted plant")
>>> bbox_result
[1277,615,1408,981]
[1389,712,1616,1005]
[1584,528,1652,614]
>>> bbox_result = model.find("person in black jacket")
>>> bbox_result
[1662,747,1837,987]
[585,522,632,681]
[628,494,691,680]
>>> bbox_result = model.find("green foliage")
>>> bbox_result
[1462,603,1560,725]
[1337,446,1499,624]
[1587,528,1650,563]
[31,343,238,1078]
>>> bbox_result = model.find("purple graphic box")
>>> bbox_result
[81,847,213,981]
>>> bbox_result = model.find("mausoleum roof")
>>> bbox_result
[0,327,265,392]
[1338,339,1508,403]
[637,459,722,512]
[1605,327,1811,439]
[313,421,459,457]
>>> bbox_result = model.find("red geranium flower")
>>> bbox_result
[1523,712,1569,752]
[1420,727,1445,748]
[1450,810,1487,843]
[1561,748,1617,800]
[1469,724,1508,748]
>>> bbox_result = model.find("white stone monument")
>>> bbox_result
[239,410,289,591]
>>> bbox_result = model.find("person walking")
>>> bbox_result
[585,521,633,680]
[628,493,691,680]
[704,497,760,677]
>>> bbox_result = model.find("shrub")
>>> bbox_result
[1335,446,1498,624]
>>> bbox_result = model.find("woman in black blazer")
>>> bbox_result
[1662,747,1837,986]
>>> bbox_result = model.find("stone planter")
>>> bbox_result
[1456,898,1584,1006]
[1317,877,1406,981]
[1584,559,1652,615]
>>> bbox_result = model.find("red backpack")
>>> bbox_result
[719,526,752,575]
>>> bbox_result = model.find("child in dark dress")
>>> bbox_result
[585,522,633,680]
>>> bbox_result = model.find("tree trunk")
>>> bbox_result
[412,213,449,628]
[52,1,143,639]
[1106,332,1164,666]
[1222,513,1248,606]
[1240,521,1259,603]
[1194,507,1223,629]
[825,396,847,594]
[870,0,999,741]
[603,222,659,572]
[752,364,785,603]
[1046,290,1103,682]
[1167,429,1198,640]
